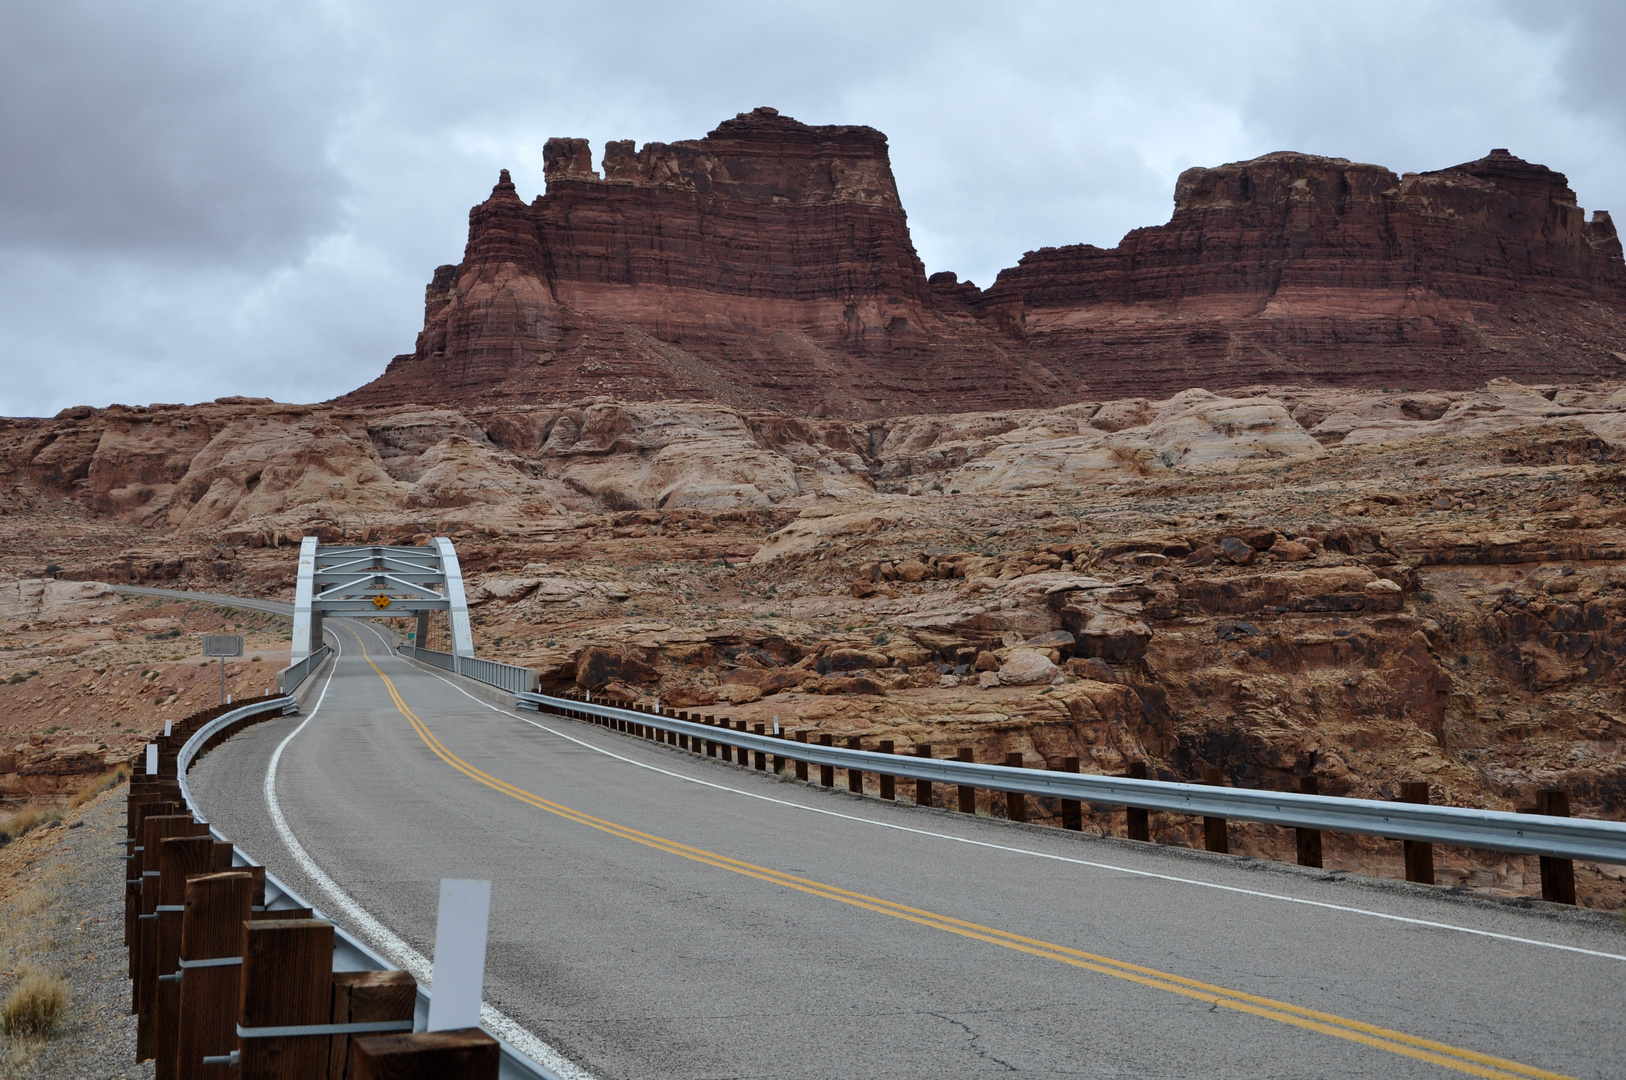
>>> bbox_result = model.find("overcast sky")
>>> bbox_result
[1,0,1622,417]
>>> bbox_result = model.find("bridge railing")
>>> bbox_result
[400,645,539,694]
[275,644,331,695]
[516,690,1626,868]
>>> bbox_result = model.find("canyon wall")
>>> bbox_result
[344,112,1626,416]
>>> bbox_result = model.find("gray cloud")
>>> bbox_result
[1,1,1621,416]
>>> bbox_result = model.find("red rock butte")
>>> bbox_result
[343,108,1626,417]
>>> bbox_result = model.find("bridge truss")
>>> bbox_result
[290,537,474,662]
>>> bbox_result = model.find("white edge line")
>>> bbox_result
[266,623,595,1080]
[371,622,1626,966]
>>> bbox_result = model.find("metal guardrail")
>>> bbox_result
[517,691,1626,866]
[275,644,331,694]
[402,645,540,694]
[174,697,557,1079]
[404,645,458,672]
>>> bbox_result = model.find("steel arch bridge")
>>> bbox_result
[289,537,474,662]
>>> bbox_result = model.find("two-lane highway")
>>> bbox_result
[187,617,1626,1078]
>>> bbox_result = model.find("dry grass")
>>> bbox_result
[0,808,60,849]
[68,767,127,810]
[0,966,68,1039]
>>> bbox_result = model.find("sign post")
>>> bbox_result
[202,635,244,706]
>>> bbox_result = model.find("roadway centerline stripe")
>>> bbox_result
[350,630,1572,1080]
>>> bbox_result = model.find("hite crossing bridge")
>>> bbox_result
[290,537,475,662]
[154,539,1626,1079]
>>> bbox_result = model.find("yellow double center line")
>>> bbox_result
[351,630,1571,1079]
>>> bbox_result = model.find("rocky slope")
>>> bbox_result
[344,111,1626,415]
[4,380,1626,906]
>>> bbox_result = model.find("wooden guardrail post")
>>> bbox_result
[349,1029,499,1079]
[1399,781,1435,884]
[773,728,785,773]
[155,834,218,1079]
[712,717,728,763]
[1200,768,1229,854]
[1125,762,1150,842]
[793,731,809,781]
[128,795,181,951]
[846,737,863,792]
[176,871,255,1080]
[1537,789,1577,905]
[329,971,418,1079]
[752,724,767,770]
[1056,757,1082,830]
[914,744,933,807]
[137,814,208,1051]
[1295,774,1323,868]
[237,918,336,1079]
[706,716,721,757]
[818,733,835,787]
[1004,752,1027,823]
[877,741,895,801]
[955,748,975,813]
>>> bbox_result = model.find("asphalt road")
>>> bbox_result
[112,584,294,617]
[186,616,1626,1080]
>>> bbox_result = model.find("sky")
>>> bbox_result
[1,0,1622,417]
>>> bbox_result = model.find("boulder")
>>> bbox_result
[973,650,1002,672]
[998,649,1059,685]
[826,648,890,671]
[1073,614,1153,662]
[1219,537,1257,565]
[1269,539,1311,562]
[575,645,658,688]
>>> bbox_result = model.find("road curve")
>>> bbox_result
[184,616,1626,1080]
[111,584,294,617]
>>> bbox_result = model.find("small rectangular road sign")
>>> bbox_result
[203,634,244,657]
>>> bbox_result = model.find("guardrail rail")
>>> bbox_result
[121,694,558,1078]
[517,690,1626,875]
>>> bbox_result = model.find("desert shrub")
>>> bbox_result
[1,966,68,1038]
[0,808,54,848]
[69,768,128,810]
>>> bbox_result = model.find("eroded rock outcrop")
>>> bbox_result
[343,115,1626,415]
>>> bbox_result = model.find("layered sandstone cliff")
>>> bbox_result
[345,112,1626,415]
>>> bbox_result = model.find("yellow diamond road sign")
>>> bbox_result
[373,594,391,609]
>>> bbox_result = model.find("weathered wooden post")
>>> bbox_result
[1125,761,1150,842]
[752,724,767,770]
[1200,767,1229,854]
[1400,781,1435,884]
[877,740,895,801]
[846,737,863,792]
[818,733,835,788]
[1056,757,1082,831]
[794,731,809,781]
[1004,752,1027,823]
[154,834,218,1079]
[349,1030,499,1079]
[329,971,418,1080]
[1537,788,1577,905]
[1295,774,1323,868]
[236,919,337,1079]
[176,871,255,1080]
[914,744,933,807]
[954,748,976,813]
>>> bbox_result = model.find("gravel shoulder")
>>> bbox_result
[0,785,151,1080]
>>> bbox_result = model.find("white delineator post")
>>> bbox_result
[426,878,491,1032]
[145,743,158,775]
[164,717,172,738]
